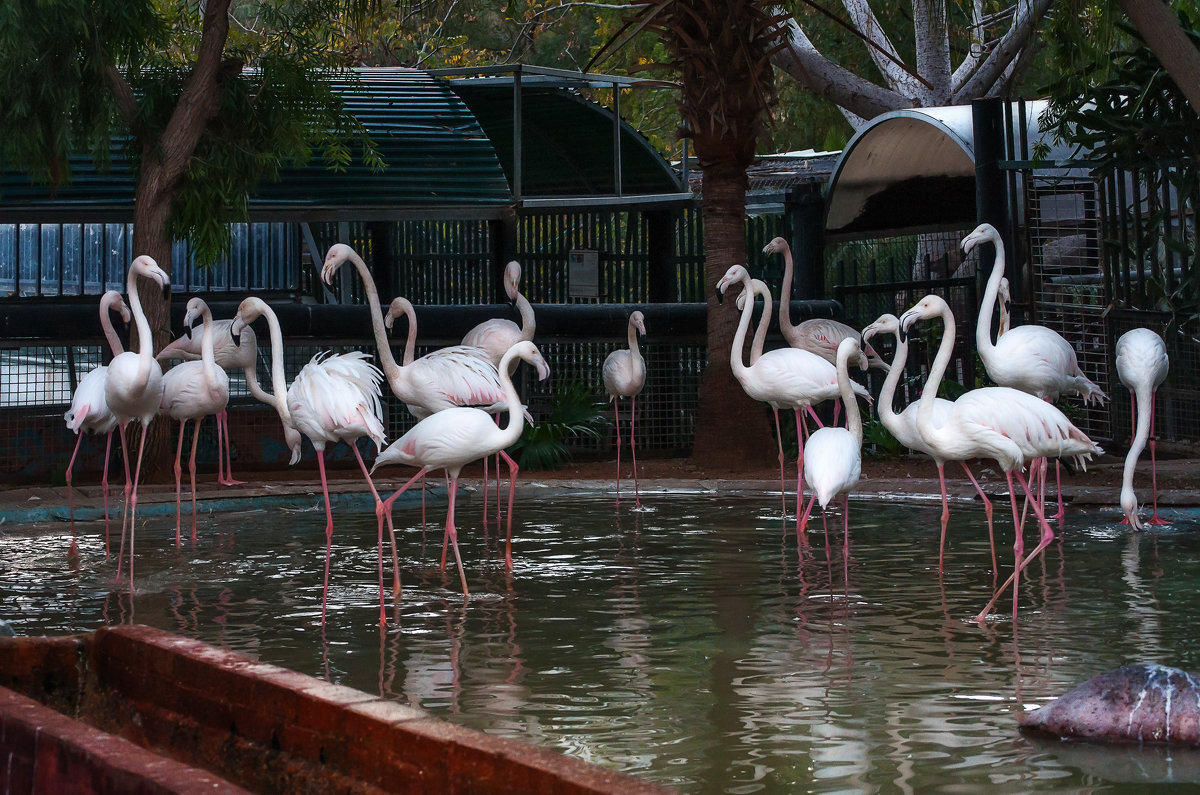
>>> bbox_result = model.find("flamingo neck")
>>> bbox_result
[1121,383,1154,514]
[345,250,401,381]
[126,269,154,386]
[516,291,536,341]
[494,349,528,448]
[876,333,907,431]
[750,283,773,364]
[975,233,1006,361]
[729,274,755,379]
[777,244,798,340]
[627,321,643,367]
[836,345,863,446]
[256,303,293,427]
[99,294,125,357]
[400,302,418,366]
[199,306,219,389]
[916,305,958,444]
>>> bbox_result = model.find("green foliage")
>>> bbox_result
[512,380,610,471]
[862,418,903,458]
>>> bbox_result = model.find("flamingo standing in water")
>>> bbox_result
[861,313,998,574]
[966,223,1106,519]
[797,337,865,553]
[716,264,869,518]
[602,311,647,507]
[899,294,1102,622]
[231,296,390,625]
[159,298,229,546]
[158,314,302,481]
[64,290,131,555]
[105,255,169,593]
[1116,328,1170,530]
[372,340,551,596]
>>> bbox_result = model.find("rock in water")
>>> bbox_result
[1021,664,1200,745]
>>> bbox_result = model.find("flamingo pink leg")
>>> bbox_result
[350,443,394,626]
[614,399,624,506]
[188,419,202,544]
[842,494,851,585]
[805,405,824,429]
[794,409,810,519]
[797,492,817,541]
[444,474,470,595]
[1051,459,1065,521]
[383,469,430,596]
[101,430,114,558]
[125,422,149,596]
[936,463,949,572]
[173,419,186,546]
[959,462,997,574]
[499,449,520,568]
[65,426,86,555]
[115,425,133,579]
[975,468,1052,622]
[772,409,786,517]
[1148,397,1169,525]
[630,395,640,507]
[316,448,336,624]
[216,410,245,487]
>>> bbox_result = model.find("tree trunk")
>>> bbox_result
[691,164,775,469]
[1116,0,1200,117]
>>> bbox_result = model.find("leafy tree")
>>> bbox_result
[0,0,381,467]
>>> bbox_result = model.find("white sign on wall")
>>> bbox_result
[568,249,600,299]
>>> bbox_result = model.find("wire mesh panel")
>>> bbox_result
[1025,177,1112,441]
[1107,309,1200,445]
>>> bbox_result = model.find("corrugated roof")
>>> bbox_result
[0,67,686,223]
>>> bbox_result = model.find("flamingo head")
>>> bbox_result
[630,310,646,338]
[835,336,865,371]
[1120,486,1144,532]
[131,254,171,299]
[283,424,303,466]
[231,296,268,347]
[100,290,132,326]
[998,276,1011,311]
[384,296,414,332]
[861,313,900,346]
[960,223,999,256]
[735,279,767,311]
[762,236,789,257]
[503,260,522,303]
[182,297,209,339]
[715,265,750,303]
[898,295,950,341]
[321,243,356,286]
[506,340,550,381]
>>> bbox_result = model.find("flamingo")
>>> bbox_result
[372,340,551,596]
[966,223,1106,519]
[158,298,229,546]
[105,255,169,594]
[602,311,647,507]
[861,313,998,574]
[797,337,865,553]
[997,276,1012,337]
[1116,328,1170,530]
[715,264,870,518]
[460,260,536,366]
[898,294,1102,622]
[158,314,303,480]
[63,290,130,555]
[231,296,391,625]
[763,236,889,372]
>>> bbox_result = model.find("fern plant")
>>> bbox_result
[512,380,611,470]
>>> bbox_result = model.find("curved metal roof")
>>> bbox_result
[0,67,686,223]
[824,100,1080,238]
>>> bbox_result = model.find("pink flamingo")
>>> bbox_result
[372,340,551,596]
[105,255,169,593]
[231,296,391,625]
[899,294,1102,622]
[603,311,647,507]
[716,264,869,518]
[158,314,302,482]
[63,289,130,556]
[967,223,1106,520]
[461,260,536,364]
[1116,327,1170,529]
[861,313,998,574]
[158,298,229,546]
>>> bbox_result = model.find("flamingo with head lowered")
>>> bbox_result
[231,296,391,626]
[966,223,1106,520]
[716,264,870,520]
[461,260,536,366]
[1116,327,1170,530]
[899,294,1102,622]
[64,289,130,556]
[372,340,551,596]
[105,255,169,594]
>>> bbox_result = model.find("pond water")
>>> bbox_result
[4,489,1200,793]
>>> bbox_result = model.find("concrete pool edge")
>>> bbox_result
[0,625,673,794]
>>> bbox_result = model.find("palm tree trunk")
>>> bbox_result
[691,163,775,468]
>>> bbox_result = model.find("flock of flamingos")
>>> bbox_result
[60,224,1168,626]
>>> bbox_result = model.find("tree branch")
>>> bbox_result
[1116,0,1200,117]
[953,0,1051,101]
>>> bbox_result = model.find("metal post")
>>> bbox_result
[612,82,623,197]
[513,69,523,202]
[790,183,826,300]
[972,97,1014,284]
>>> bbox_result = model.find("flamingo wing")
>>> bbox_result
[461,319,521,365]
[373,407,501,474]
[66,366,116,434]
[288,351,385,449]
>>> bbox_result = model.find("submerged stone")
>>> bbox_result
[1020,664,1200,745]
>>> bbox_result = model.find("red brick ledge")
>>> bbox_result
[0,625,673,794]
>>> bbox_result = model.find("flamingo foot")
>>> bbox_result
[219,476,247,487]
[1147,514,1171,526]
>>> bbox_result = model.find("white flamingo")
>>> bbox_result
[158,298,229,546]
[64,289,130,555]
[158,314,302,480]
[899,294,1102,622]
[716,264,869,517]
[231,296,391,625]
[966,223,1106,519]
[461,260,536,366]
[862,313,998,574]
[372,340,551,596]
[797,337,865,554]
[602,311,647,507]
[997,276,1012,337]
[1116,328,1170,530]
[763,236,889,371]
[105,255,169,593]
